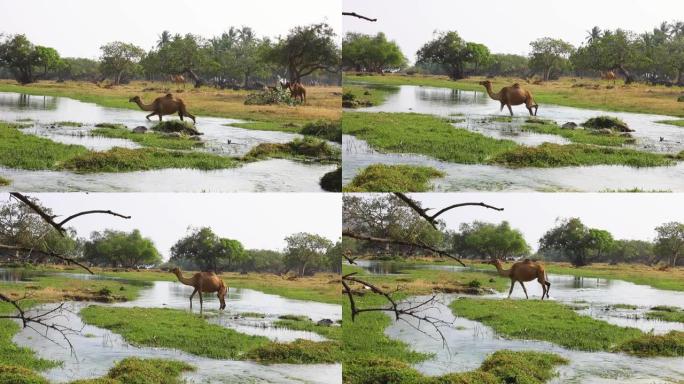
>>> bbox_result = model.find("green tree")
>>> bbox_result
[482,54,529,77]
[452,221,530,260]
[99,41,145,84]
[342,32,407,73]
[263,22,340,82]
[587,228,615,262]
[539,218,593,266]
[653,222,684,267]
[416,31,489,79]
[326,240,342,274]
[170,227,244,272]
[0,34,61,84]
[83,229,160,268]
[528,37,574,80]
[283,232,333,276]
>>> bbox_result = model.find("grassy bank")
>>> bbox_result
[343,112,675,168]
[342,84,397,108]
[244,137,341,163]
[656,120,684,127]
[70,358,194,384]
[521,119,634,147]
[80,306,341,364]
[0,302,58,376]
[343,164,444,192]
[0,80,341,128]
[92,127,203,150]
[647,306,684,323]
[0,176,10,186]
[450,298,684,356]
[344,73,684,117]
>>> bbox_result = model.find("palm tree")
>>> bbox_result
[586,26,602,43]
[156,31,171,49]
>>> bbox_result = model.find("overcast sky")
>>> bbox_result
[343,0,684,62]
[402,193,684,251]
[1,193,341,260]
[0,0,341,58]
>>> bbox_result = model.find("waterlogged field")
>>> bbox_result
[0,267,341,384]
[0,81,341,192]
[342,259,684,383]
[342,74,684,192]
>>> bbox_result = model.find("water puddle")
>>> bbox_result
[2,269,341,383]
[0,92,333,192]
[343,84,684,191]
[354,261,684,382]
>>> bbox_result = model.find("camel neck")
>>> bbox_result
[483,84,500,101]
[174,271,193,286]
[493,263,511,277]
[134,99,153,111]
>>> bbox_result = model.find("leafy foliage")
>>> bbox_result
[170,227,244,272]
[83,229,161,268]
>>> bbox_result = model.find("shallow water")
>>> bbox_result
[0,160,335,192]
[0,92,333,192]
[343,134,684,192]
[354,261,684,382]
[343,84,684,191]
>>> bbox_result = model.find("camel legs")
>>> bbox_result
[198,291,204,315]
[158,114,163,122]
[507,280,515,298]
[145,112,156,121]
[178,111,184,121]
[217,286,227,310]
[499,102,505,112]
[518,281,529,299]
[180,107,196,124]
[545,281,551,299]
[189,288,197,310]
[506,104,514,116]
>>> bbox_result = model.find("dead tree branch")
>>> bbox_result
[394,192,503,230]
[9,192,131,237]
[342,12,377,22]
[0,244,94,274]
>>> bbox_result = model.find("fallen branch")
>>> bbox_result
[342,12,377,22]
[394,192,503,230]
[0,243,93,274]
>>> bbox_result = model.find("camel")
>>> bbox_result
[170,74,186,88]
[282,81,306,103]
[171,267,227,314]
[129,94,196,123]
[600,70,617,84]
[488,258,551,300]
[479,80,538,116]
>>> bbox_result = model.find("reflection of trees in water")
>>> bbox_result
[414,88,489,105]
[0,93,58,110]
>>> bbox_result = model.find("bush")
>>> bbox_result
[244,87,299,106]
[582,116,632,132]
[320,167,341,192]
[151,121,201,136]
[300,120,341,143]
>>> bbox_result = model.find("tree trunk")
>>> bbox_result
[616,65,633,84]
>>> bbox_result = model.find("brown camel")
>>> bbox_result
[600,70,617,85]
[171,267,227,314]
[170,74,186,88]
[479,80,538,116]
[283,81,306,103]
[129,94,196,123]
[488,258,551,300]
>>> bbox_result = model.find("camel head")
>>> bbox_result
[478,80,492,87]
[486,258,503,268]
[129,96,141,103]
[170,267,181,275]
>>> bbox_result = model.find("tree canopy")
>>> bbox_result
[342,32,407,73]
[451,221,530,260]
[416,31,490,79]
[283,232,334,276]
[83,229,160,268]
[169,227,245,273]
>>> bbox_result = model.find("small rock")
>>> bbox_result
[132,126,148,133]
[561,122,578,129]
[317,319,334,326]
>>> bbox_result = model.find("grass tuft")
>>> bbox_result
[343,164,444,192]
[91,127,203,150]
[70,358,194,384]
[244,137,340,162]
[300,120,341,143]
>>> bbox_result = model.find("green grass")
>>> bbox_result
[300,120,342,142]
[91,127,203,150]
[244,137,340,163]
[657,120,684,127]
[538,264,684,292]
[0,303,57,374]
[611,304,638,310]
[273,318,342,340]
[54,121,83,127]
[490,143,674,168]
[342,84,397,108]
[343,164,444,192]
[343,112,518,163]
[62,147,239,172]
[229,121,302,133]
[69,358,194,384]
[0,121,89,170]
[646,306,684,323]
[0,176,10,186]
[521,119,634,147]
[79,306,339,363]
[450,298,684,356]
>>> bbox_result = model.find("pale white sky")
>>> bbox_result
[0,0,341,58]
[343,0,684,62]
[403,193,684,251]
[1,193,341,260]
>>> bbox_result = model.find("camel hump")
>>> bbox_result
[523,258,532,263]
[164,93,174,98]
[512,83,521,88]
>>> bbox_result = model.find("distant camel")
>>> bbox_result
[488,258,551,300]
[479,80,538,116]
[171,267,227,314]
[170,74,186,88]
[600,70,617,84]
[129,94,196,123]
[283,81,306,103]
